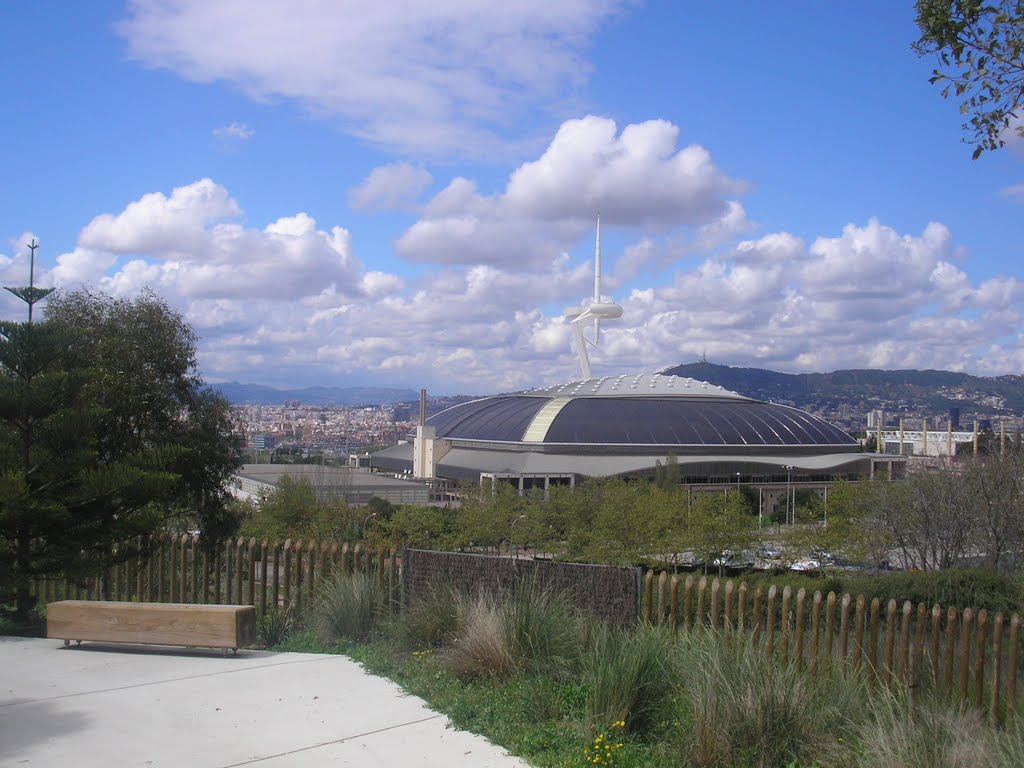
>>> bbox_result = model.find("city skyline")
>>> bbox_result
[2,2,1022,395]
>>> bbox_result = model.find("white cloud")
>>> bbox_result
[117,0,627,155]
[397,116,747,269]
[9,169,1024,394]
[213,122,254,141]
[79,178,240,255]
[349,163,432,210]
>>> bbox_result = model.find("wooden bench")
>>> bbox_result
[46,601,257,654]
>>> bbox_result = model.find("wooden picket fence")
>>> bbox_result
[30,543,1023,724]
[641,570,1023,726]
[32,534,401,619]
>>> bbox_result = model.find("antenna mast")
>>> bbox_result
[564,217,623,380]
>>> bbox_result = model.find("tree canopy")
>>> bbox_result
[914,0,1024,157]
[44,288,243,542]
[0,320,178,616]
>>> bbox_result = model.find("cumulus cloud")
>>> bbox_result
[117,0,627,155]
[7,167,1024,394]
[349,163,432,210]
[79,178,240,256]
[396,116,747,269]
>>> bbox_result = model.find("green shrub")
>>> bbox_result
[313,570,384,643]
[257,607,295,647]
[849,569,1023,615]
[584,624,674,737]
[399,584,463,650]
[673,630,863,768]
[502,580,583,678]
[733,568,1023,619]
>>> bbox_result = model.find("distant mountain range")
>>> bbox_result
[661,362,1024,414]
[209,381,419,407]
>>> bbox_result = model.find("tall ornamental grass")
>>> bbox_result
[672,630,864,768]
[313,570,384,643]
[584,625,674,737]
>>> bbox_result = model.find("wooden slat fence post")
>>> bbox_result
[260,540,269,617]
[929,605,942,688]
[883,599,897,688]
[974,609,987,710]
[899,601,912,683]
[696,576,707,629]
[223,539,232,604]
[780,586,792,666]
[944,607,958,696]
[179,535,188,603]
[794,588,807,672]
[190,536,200,604]
[643,570,653,625]
[868,598,881,683]
[853,595,866,674]
[234,538,244,606]
[838,593,851,667]
[765,585,778,659]
[959,608,973,709]
[282,539,292,611]
[809,591,821,675]
[724,580,735,634]
[823,592,836,669]
[1009,614,1020,718]
[991,613,1003,728]
[683,575,694,632]
[307,541,319,611]
[752,585,764,647]
[271,542,281,610]
[248,538,258,606]
[294,541,304,616]
[657,571,668,626]
[710,578,720,631]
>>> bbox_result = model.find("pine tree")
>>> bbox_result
[0,320,176,617]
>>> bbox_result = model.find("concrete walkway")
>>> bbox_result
[0,637,531,767]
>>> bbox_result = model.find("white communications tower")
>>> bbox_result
[564,216,623,380]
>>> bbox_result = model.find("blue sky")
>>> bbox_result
[2,1,1022,394]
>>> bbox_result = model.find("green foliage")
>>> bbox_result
[312,570,385,643]
[848,568,1023,614]
[914,0,1024,157]
[398,584,463,649]
[689,491,755,573]
[437,582,587,682]
[0,319,178,616]
[584,625,674,737]
[240,475,356,544]
[44,288,243,541]
[673,630,864,768]
[257,606,296,647]
[502,581,583,678]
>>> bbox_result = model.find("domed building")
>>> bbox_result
[372,223,904,513]
[372,372,903,514]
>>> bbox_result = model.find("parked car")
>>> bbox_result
[755,546,782,561]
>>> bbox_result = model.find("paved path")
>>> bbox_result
[0,637,531,767]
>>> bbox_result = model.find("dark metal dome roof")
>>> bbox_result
[424,373,856,448]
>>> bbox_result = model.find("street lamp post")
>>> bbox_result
[784,465,794,526]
